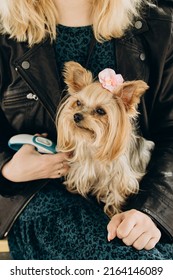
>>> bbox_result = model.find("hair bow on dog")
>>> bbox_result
[98,68,124,92]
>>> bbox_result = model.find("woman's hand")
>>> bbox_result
[107,209,161,250]
[1,144,69,182]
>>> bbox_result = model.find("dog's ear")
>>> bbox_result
[113,80,149,115]
[63,61,93,94]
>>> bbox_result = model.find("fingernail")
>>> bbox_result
[107,232,112,242]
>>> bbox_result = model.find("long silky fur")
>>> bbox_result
[58,126,154,216]
[56,61,154,217]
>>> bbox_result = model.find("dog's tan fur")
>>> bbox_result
[56,61,154,217]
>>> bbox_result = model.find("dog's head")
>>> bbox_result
[56,61,148,161]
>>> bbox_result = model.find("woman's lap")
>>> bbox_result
[8,183,173,260]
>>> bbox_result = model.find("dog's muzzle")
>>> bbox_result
[74,113,84,123]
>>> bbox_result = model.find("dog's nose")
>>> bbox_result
[74,113,84,123]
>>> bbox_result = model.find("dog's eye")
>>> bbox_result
[76,100,81,106]
[95,107,106,115]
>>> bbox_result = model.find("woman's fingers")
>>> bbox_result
[107,213,123,241]
[107,210,161,250]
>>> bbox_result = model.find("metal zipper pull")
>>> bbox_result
[26,93,38,101]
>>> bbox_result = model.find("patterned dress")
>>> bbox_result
[8,25,173,260]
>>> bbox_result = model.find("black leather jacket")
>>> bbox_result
[0,1,173,241]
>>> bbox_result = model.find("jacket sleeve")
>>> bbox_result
[0,109,14,170]
[127,20,173,241]
[0,41,22,195]
[0,113,25,196]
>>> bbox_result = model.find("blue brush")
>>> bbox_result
[8,134,57,154]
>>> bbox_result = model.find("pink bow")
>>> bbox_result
[98,68,124,92]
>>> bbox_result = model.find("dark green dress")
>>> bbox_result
[8,25,173,260]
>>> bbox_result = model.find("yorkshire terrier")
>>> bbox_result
[56,61,154,217]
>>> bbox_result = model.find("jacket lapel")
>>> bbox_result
[14,39,61,121]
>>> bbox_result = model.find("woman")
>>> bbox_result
[0,0,172,259]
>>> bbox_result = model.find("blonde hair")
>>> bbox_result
[92,0,145,41]
[0,0,148,46]
[0,0,58,46]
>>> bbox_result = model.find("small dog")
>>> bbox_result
[56,61,154,217]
